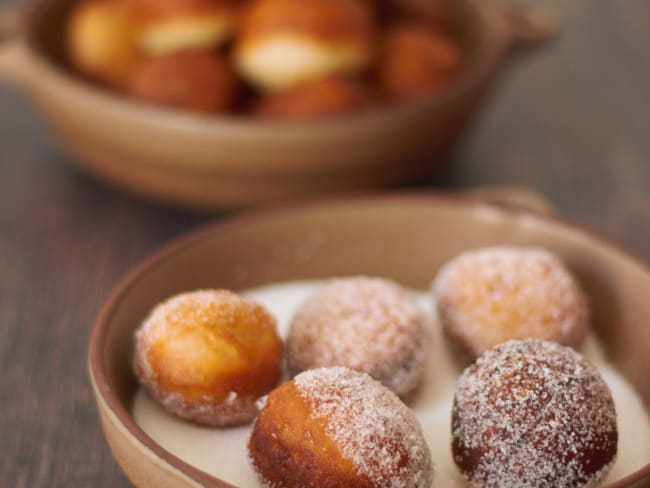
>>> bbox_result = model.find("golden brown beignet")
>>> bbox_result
[378,24,462,101]
[432,246,590,362]
[131,0,241,55]
[388,0,456,32]
[128,51,237,113]
[235,0,375,92]
[452,340,617,487]
[286,276,432,401]
[133,289,283,426]
[66,0,140,87]
[248,367,434,487]
[254,76,370,120]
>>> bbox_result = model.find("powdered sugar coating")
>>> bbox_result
[294,367,434,488]
[287,277,432,399]
[452,339,618,488]
[433,247,589,360]
[134,289,282,426]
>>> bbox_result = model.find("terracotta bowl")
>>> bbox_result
[88,192,650,487]
[0,0,553,209]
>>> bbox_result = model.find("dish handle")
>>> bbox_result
[0,7,32,88]
[499,1,560,57]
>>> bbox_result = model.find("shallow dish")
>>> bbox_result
[0,0,553,208]
[89,192,650,487]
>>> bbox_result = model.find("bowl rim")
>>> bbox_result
[23,0,510,134]
[88,191,650,488]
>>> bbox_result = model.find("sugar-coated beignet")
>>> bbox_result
[433,246,589,361]
[66,0,140,87]
[287,276,432,401]
[235,0,375,92]
[134,289,283,426]
[452,339,618,487]
[128,51,237,112]
[254,76,370,120]
[378,24,462,100]
[248,367,434,487]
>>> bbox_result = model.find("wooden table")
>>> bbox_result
[1,0,648,486]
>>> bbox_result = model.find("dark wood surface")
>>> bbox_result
[1,0,648,486]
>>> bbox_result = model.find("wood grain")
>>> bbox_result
[0,0,648,486]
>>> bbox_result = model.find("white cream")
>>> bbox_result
[133,280,650,487]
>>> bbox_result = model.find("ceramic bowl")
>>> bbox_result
[0,0,553,208]
[88,191,650,487]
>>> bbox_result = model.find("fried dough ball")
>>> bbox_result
[452,340,618,487]
[66,0,140,87]
[287,277,432,401]
[432,246,590,362]
[131,0,241,55]
[235,0,375,92]
[387,0,456,32]
[129,0,237,18]
[128,51,237,112]
[133,289,283,426]
[378,24,462,101]
[248,367,434,488]
[254,76,370,120]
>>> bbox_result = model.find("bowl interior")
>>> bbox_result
[91,195,650,486]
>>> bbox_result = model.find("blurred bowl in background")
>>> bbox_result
[0,0,555,209]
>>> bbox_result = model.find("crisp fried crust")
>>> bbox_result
[378,24,462,100]
[66,0,140,87]
[248,381,368,488]
[128,52,237,112]
[254,76,370,120]
[235,0,375,92]
[133,290,283,426]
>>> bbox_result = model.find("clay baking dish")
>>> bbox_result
[88,192,650,487]
[0,0,553,208]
